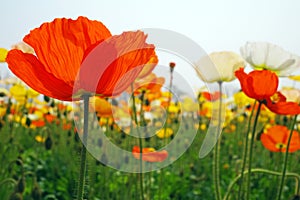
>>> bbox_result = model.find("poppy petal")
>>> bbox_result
[24,16,112,84]
[79,31,157,97]
[266,99,300,115]
[235,68,278,100]
[6,49,74,101]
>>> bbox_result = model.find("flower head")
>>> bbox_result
[235,68,278,101]
[240,42,300,76]
[235,68,300,115]
[6,16,157,101]
[132,146,168,162]
[195,51,245,83]
[0,48,8,62]
[261,125,300,152]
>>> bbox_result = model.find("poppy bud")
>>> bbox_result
[50,100,55,107]
[124,156,129,164]
[45,136,52,150]
[74,133,80,143]
[16,157,23,166]
[43,95,50,103]
[97,138,103,147]
[100,154,108,166]
[17,177,25,193]
[31,183,42,200]
[25,117,31,127]
[169,62,176,68]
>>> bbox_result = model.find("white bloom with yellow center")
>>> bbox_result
[240,42,300,76]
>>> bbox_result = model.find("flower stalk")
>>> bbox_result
[276,114,298,200]
[77,94,90,200]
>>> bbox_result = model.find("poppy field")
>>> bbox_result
[1,16,300,200]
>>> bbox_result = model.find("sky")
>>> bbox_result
[1,0,300,94]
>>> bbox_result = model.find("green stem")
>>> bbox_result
[212,81,223,200]
[130,84,145,200]
[238,100,257,199]
[246,101,262,200]
[276,114,298,200]
[0,178,17,187]
[224,168,300,200]
[77,94,90,200]
[159,66,174,200]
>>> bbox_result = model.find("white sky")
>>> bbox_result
[1,0,300,93]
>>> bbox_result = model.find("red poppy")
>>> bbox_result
[235,68,278,100]
[6,16,157,101]
[132,146,168,162]
[130,73,165,95]
[235,68,300,115]
[31,119,45,127]
[201,91,221,101]
[261,125,300,152]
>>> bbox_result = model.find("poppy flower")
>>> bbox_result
[201,91,221,101]
[89,97,114,117]
[132,146,168,162]
[6,16,157,101]
[235,68,300,115]
[261,125,300,152]
[240,42,300,76]
[181,97,198,112]
[195,51,245,83]
[0,48,8,62]
[156,128,174,139]
[130,73,165,95]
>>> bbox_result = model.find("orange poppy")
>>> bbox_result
[201,91,221,101]
[129,73,165,95]
[89,97,114,117]
[6,16,157,101]
[265,92,300,115]
[235,68,300,115]
[261,125,300,152]
[132,146,168,162]
[235,68,278,101]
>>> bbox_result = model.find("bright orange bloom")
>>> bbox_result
[131,73,165,95]
[235,68,278,100]
[6,16,157,101]
[235,68,300,115]
[90,97,114,117]
[132,146,168,162]
[201,91,221,101]
[261,125,300,152]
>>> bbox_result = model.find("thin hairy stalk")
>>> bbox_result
[224,168,300,200]
[246,101,262,200]
[77,94,90,200]
[237,100,257,199]
[276,115,298,200]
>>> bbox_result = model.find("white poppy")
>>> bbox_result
[240,42,300,76]
[195,51,245,83]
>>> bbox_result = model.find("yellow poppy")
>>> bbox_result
[156,128,173,138]
[0,48,8,62]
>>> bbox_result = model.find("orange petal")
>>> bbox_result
[266,100,300,115]
[142,150,168,162]
[24,16,111,84]
[79,31,157,97]
[235,68,278,100]
[6,49,74,101]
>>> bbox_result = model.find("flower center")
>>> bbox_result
[275,143,286,150]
